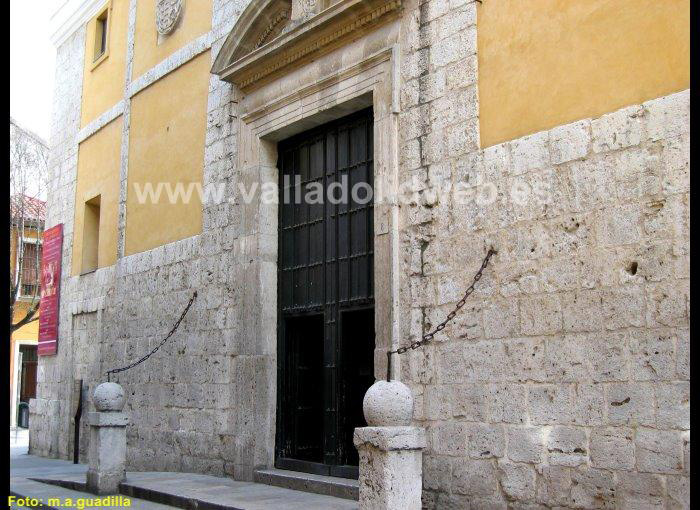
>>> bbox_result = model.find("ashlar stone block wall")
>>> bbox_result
[32,0,689,508]
[397,2,689,508]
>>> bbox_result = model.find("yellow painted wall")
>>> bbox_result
[72,116,123,275]
[125,51,210,256]
[477,0,690,147]
[132,0,212,80]
[12,302,40,341]
[80,0,129,127]
[10,303,38,415]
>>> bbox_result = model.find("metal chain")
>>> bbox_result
[386,248,496,381]
[106,291,198,381]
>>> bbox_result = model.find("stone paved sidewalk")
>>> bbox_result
[10,452,358,510]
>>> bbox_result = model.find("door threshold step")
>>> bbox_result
[253,468,359,501]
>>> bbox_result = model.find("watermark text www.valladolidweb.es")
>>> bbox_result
[131,173,557,209]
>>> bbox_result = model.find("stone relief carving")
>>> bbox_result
[237,0,402,89]
[156,0,183,36]
[290,0,320,22]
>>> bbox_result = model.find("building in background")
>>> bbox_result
[10,192,46,428]
[32,0,688,508]
[10,117,48,429]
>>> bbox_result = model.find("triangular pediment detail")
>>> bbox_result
[211,0,403,91]
[213,0,293,72]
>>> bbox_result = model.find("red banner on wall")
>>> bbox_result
[38,224,63,356]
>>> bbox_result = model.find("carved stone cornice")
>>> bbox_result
[211,0,402,92]
[255,8,291,49]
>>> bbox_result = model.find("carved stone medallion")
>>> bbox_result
[156,0,183,36]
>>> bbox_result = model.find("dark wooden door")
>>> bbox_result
[19,345,37,402]
[276,108,375,479]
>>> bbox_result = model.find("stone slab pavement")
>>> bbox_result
[10,427,29,457]
[10,478,176,510]
[10,451,358,510]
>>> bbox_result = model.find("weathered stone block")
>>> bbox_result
[584,333,629,382]
[645,280,689,328]
[644,90,689,141]
[483,297,519,339]
[666,475,690,510]
[451,458,500,497]
[549,120,590,164]
[488,383,528,424]
[423,385,452,421]
[546,426,588,467]
[600,285,646,330]
[466,423,505,459]
[628,330,676,381]
[535,465,571,507]
[506,426,545,464]
[422,455,451,492]
[544,336,590,382]
[560,291,602,332]
[589,427,635,470]
[430,27,476,68]
[636,428,684,474]
[429,422,468,456]
[446,54,477,89]
[498,461,536,501]
[509,131,549,174]
[463,341,508,382]
[605,382,655,426]
[528,385,573,425]
[520,295,562,336]
[591,105,644,152]
[597,204,643,247]
[616,472,665,510]
[569,467,615,510]
[451,383,488,421]
[503,338,546,383]
[676,329,690,380]
[571,383,606,425]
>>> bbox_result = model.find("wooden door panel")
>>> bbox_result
[276,108,374,477]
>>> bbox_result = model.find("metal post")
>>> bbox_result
[73,379,83,464]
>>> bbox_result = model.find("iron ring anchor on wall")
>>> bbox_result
[385,247,497,382]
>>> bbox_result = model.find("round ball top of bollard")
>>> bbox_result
[362,380,414,426]
[93,382,126,412]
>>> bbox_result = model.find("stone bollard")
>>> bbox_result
[86,382,128,495]
[353,380,426,510]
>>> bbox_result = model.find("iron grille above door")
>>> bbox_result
[276,108,375,479]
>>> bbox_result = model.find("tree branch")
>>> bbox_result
[11,302,40,333]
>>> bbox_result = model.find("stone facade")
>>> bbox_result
[32,0,689,508]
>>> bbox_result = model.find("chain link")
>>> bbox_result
[106,291,198,382]
[387,248,496,380]
[104,250,493,382]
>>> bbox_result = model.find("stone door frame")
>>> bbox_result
[232,42,404,469]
